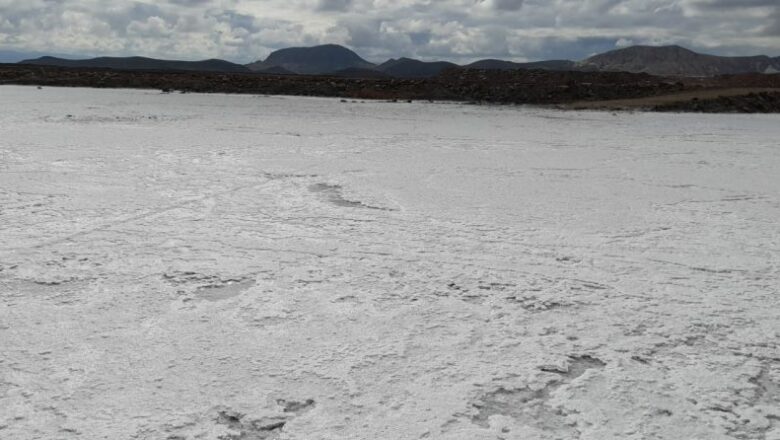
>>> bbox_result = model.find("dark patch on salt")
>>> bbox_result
[471,355,605,432]
[309,183,390,210]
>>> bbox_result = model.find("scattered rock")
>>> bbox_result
[278,399,316,414]
[162,272,256,301]
[215,409,287,440]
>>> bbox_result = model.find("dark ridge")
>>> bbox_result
[376,57,458,78]
[466,59,577,71]
[2,63,779,113]
[330,67,391,79]
[251,65,296,76]
[19,56,249,73]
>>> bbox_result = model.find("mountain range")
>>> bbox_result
[16,44,780,78]
[20,56,249,73]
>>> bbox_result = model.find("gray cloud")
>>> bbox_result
[0,0,777,64]
[317,0,352,12]
[690,0,778,10]
[167,0,212,6]
[768,13,780,36]
[491,0,524,11]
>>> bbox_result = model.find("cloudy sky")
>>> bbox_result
[0,0,778,64]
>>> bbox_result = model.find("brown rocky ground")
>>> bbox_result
[566,88,780,112]
[1,63,779,112]
[652,91,780,113]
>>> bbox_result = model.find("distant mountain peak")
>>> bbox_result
[608,45,701,59]
[376,57,458,78]
[580,44,780,76]
[246,44,374,75]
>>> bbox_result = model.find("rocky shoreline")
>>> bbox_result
[652,91,780,113]
[2,63,779,113]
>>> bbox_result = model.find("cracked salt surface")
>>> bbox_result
[1,85,779,439]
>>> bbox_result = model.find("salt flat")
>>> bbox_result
[1,86,778,440]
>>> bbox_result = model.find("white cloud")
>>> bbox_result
[0,0,777,63]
